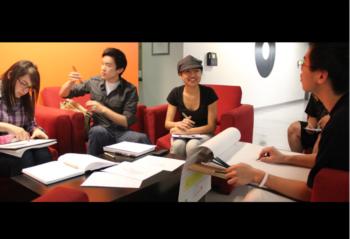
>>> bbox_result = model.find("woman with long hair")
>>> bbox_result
[0,60,52,176]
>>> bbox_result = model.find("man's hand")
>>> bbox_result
[86,100,106,114]
[68,71,82,84]
[258,146,287,164]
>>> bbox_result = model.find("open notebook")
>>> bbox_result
[189,127,310,182]
[22,153,117,185]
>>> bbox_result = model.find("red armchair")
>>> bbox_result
[41,87,146,153]
[144,85,254,149]
[311,168,349,202]
[33,186,89,202]
[35,104,72,156]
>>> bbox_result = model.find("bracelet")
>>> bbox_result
[259,172,269,188]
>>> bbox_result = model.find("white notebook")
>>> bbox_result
[0,139,57,158]
[22,153,117,185]
[103,141,156,157]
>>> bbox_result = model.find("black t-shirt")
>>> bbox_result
[305,94,328,120]
[167,85,218,127]
[307,92,349,188]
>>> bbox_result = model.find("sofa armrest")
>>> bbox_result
[35,105,73,155]
[144,104,169,144]
[311,168,349,202]
[220,104,254,143]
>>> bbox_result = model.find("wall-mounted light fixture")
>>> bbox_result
[206,52,218,66]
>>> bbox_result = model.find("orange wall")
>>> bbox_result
[0,43,138,103]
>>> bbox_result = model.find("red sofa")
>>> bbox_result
[144,85,254,149]
[41,87,146,153]
[33,186,89,202]
[311,168,349,202]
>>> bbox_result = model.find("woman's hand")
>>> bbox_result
[175,117,195,131]
[8,125,30,141]
[31,128,49,139]
[170,127,187,134]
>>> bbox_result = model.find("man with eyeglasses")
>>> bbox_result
[224,43,349,201]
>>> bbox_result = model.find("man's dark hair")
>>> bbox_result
[102,48,127,75]
[309,42,349,94]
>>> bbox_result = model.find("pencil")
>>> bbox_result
[182,112,189,118]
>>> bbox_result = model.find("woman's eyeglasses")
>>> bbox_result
[17,78,33,91]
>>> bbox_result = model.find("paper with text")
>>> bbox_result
[81,171,142,188]
[133,155,185,171]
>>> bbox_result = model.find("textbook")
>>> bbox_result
[188,127,310,183]
[22,153,117,185]
[171,134,207,140]
[0,139,57,158]
[103,141,156,157]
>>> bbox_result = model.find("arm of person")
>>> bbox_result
[259,146,316,168]
[0,122,30,140]
[317,114,330,129]
[184,101,217,134]
[86,88,138,128]
[165,104,194,132]
[59,71,82,97]
[306,115,318,128]
[226,163,312,201]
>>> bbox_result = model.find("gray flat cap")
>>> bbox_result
[177,55,203,73]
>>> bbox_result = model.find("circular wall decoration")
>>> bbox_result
[255,42,276,78]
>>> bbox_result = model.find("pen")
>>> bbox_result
[257,152,269,161]
[182,112,189,118]
[212,157,230,168]
[72,66,83,83]
[104,152,115,159]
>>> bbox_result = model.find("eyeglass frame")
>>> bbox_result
[297,59,311,70]
[17,78,33,91]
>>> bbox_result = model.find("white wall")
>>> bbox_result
[139,42,183,106]
[183,42,308,108]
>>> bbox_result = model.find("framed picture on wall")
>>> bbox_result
[152,42,170,55]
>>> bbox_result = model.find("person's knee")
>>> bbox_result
[288,122,300,137]
[186,140,201,156]
[171,140,186,156]
[89,126,108,139]
[135,133,151,144]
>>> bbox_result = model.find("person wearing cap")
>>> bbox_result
[165,55,218,158]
